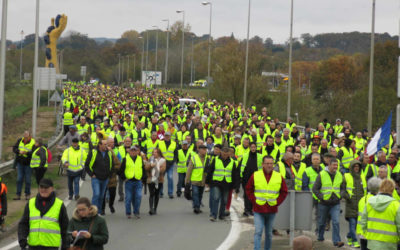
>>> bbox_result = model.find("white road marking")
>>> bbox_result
[216,195,242,250]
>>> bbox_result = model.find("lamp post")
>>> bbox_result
[32,0,40,137]
[367,0,376,136]
[152,25,159,71]
[190,35,194,84]
[139,36,144,83]
[243,0,251,109]
[0,0,8,158]
[162,19,170,85]
[287,0,294,120]
[146,30,149,72]
[202,1,212,99]
[19,30,24,82]
[177,10,185,90]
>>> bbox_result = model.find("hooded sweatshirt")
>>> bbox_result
[343,160,365,218]
[360,194,400,250]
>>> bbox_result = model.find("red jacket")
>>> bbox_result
[245,169,288,214]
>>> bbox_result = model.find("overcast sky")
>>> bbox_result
[4,0,400,43]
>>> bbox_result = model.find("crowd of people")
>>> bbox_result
[3,81,400,249]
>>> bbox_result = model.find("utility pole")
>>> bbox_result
[243,0,251,109]
[19,30,24,82]
[287,0,294,120]
[163,19,170,85]
[367,0,376,136]
[32,0,40,137]
[0,0,8,159]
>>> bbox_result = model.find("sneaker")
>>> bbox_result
[335,242,344,248]
[194,208,200,214]
[249,211,254,216]
[243,212,249,217]
[110,206,115,214]
[134,214,140,219]
[100,211,105,216]
[205,186,210,192]
[13,196,21,200]
[127,215,132,219]
[74,195,80,200]
[219,216,226,221]
[209,216,216,222]
[347,238,353,247]
[68,196,73,200]
[353,241,360,248]
[273,230,282,236]
[224,210,230,217]
[169,195,174,199]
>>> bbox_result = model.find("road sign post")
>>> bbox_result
[80,66,86,82]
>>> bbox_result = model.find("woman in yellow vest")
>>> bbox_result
[30,139,49,185]
[360,179,400,250]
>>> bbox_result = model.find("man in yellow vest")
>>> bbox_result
[176,140,192,197]
[30,138,48,185]
[62,138,87,200]
[158,132,177,198]
[245,155,288,250]
[206,147,240,221]
[18,178,69,249]
[342,160,366,248]
[360,179,400,250]
[63,108,74,135]
[119,145,146,219]
[312,158,346,247]
[338,139,355,174]
[185,145,209,214]
[13,131,36,200]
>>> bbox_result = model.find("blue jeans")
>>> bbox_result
[160,164,174,196]
[67,171,81,197]
[210,186,229,219]
[176,173,186,195]
[91,178,109,214]
[192,185,204,209]
[254,212,276,250]
[16,163,32,196]
[347,217,357,242]
[318,203,341,244]
[125,180,143,215]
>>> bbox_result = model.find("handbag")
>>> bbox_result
[68,218,95,250]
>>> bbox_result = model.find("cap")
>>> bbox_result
[234,135,242,139]
[338,133,345,138]
[69,125,77,129]
[165,131,171,136]
[198,144,207,149]
[182,140,189,145]
[336,118,341,122]
[39,178,54,188]
[130,145,140,150]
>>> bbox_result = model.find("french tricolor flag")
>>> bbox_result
[366,112,392,156]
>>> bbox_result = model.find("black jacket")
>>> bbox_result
[85,149,115,180]
[312,170,347,206]
[18,192,69,249]
[31,145,48,168]
[240,151,259,182]
[206,156,240,190]
[119,155,147,182]
[13,138,34,166]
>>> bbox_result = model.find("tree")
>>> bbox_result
[264,38,273,49]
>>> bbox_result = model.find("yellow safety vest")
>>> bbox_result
[292,163,307,191]
[28,197,63,247]
[365,198,400,243]
[63,112,73,126]
[124,154,143,180]
[18,138,36,158]
[158,140,176,161]
[62,147,86,172]
[146,139,159,159]
[344,173,367,198]
[190,153,206,182]
[76,123,89,135]
[320,170,343,201]
[306,166,321,200]
[240,152,262,178]
[30,146,48,168]
[213,158,234,183]
[356,193,374,236]
[88,149,112,172]
[340,147,354,169]
[177,149,193,173]
[254,170,282,206]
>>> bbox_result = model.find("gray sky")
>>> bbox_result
[5,0,400,43]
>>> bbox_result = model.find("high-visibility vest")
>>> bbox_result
[393,189,400,201]
[277,162,291,178]
[176,131,190,145]
[193,129,208,142]
[285,123,296,132]
[88,149,112,172]
[158,140,176,161]
[256,134,267,151]
[356,193,374,236]
[281,136,295,147]
[146,139,159,159]
[262,146,279,163]
[235,145,249,162]
[18,138,36,158]
[177,149,193,173]
[333,125,343,136]
[212,135,224,146]
[212,158,234,183]
[364,198,400,243]
[118,145,128,159]
[123,121,135,135]
[124,154,143,180]
[0,183,7,213]
[30,146,48,168]
[367,164,392,178]
[305,166,321,200]
[340,147,354,169]
[320,170,343,200]
[79,141,90,154]
[190,153,206,182]
[240,152,262,178]
[254,170,282,206]
[63,112,73,126]
[344,173,367,198]
[90,132,99,147]
[76,123,89,134]
[354,137,366,152]
[28,197,63,247]
[292,163,307,191]
[62,147,86,172]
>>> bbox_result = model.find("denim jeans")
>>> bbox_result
[67,171,82,197]
[318,203,341,244]
[192,185,204,209]
[254,212,276,250]
[16,163,32,196]
[210,186,229,219]
[91,177,109,214]
[125,179,143,215]
[160,164,174,196]
[176,173,186,195]
[347,217,357,242]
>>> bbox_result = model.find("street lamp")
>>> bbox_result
[367,0,376,136]
[152,25,159,71]
[162,19,170,85]
[0,0,8,159]
[287,0,294,120]
[243,0,251,109]
[146,30,149,72]
[19,30,24,82]
[177,10,185,90]
[139,36,144,83]
[202,1,212,99]
[32,0,40,137]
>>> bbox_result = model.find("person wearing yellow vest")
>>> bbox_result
[76,116,90,135]
[63,108,74,135]
[0,177,7,232]
[338,139,355,174]
[312,158,346,247]
[342,160,366,248]
[13,131,36,201]
[144,132,159,160]
[185,145,209,214]
[18,178,69,249]
[360,179,400,250]
[245,155,288,250]
[262,136,280,163]
[30,139,49,185]
[240,143,262,216]
[176,140,192,197]
[275,152,295,190]
[62,138,88,200]
[117,137,132,202]
[119,145,146,219]
[356,177,381,250]
[84,140,117,215]
[292,151,307,191]
[158,132,177,198]
[206,147,240,221]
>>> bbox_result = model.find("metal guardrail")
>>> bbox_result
[0,107,64,176]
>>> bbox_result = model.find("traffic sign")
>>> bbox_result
[38,67,56,90]
[49,91,62,103]
[80,66,87,77]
